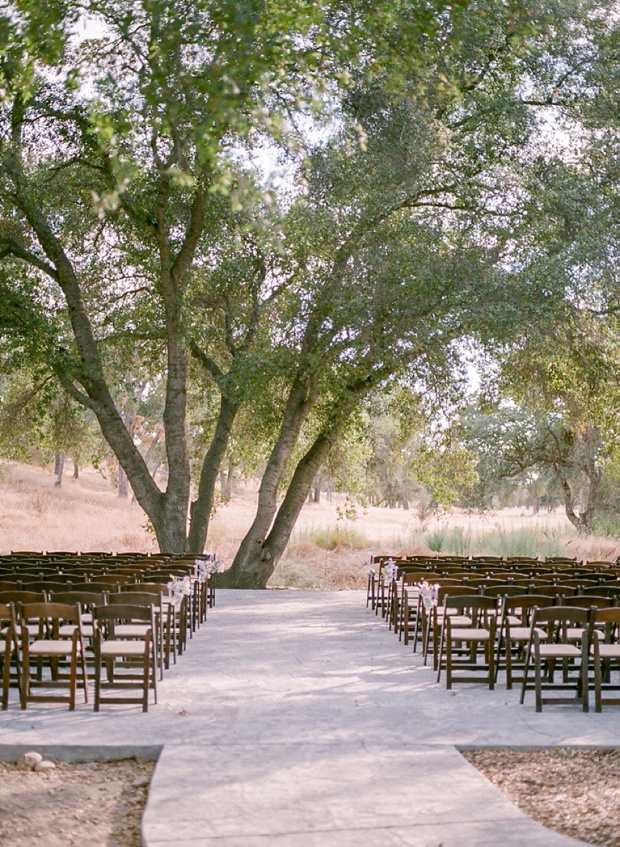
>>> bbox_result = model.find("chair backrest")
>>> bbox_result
[0,589,46,605]
[3,573,42,583]
[123,582,170,597]
[107,591,163,609]
[500,594,556,626]
[437,584,477,604]
[478,584,525,599]
[527,584,576,598]
[444,594,499,614]
[18,602,81,636]
[401,572,442,586]
[530,605,590,640]
[464,577,511,588]
[92,573,135,585]
[17,581,73,596]
[71,581,121,594]
[580,583,620,598]
[589,607,620,639]
[48,590,108,609]
[560,594,614,609]
[93,603,155,629]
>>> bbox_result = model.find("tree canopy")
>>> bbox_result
[1,0,619,584]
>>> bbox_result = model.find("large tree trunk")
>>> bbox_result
[222,429,336,587]
[555,459,601,536]
[7,113,209,555]
[222,390,364,587]
[187,395,239,553]
[219,377,316,586]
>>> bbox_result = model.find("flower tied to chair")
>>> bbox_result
[194,556,225,582]
[418,580,440,610]
[167,576,192,608]
[383,558,398,582]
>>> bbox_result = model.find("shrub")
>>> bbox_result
[309,525,372,550]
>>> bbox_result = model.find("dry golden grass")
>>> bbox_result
[1,461,618,588]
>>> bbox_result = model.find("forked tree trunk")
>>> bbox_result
[221,391,361,587]
[219,377,315,587]
[555,460,601,536]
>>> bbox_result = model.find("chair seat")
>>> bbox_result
[508,626,545,641]
[100,640,149,657]
[28,639,76,656]
[58,623,93,638]
[535,644,582,659]
[450,627,492,641]
[593,644,620,659]
[114,624,151,637]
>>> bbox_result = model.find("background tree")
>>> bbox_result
[1,0,618,585]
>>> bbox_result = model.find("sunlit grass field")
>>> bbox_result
[1,462,618,589]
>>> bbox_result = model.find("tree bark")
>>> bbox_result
[220,375,316,585]
[187,395,239,553]
[54,452,64,488]
[221,392,362,587]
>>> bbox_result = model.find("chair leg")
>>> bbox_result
[534,650,543,712]
[581,650,589,713]
[445,637,452,689]
[593,644,602,713]
[69,646,77,711]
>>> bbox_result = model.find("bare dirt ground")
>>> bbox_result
[462,748,620,847]
[0,759,154,847]
[0,751,619,846]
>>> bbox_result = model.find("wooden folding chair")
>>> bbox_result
[17,602,89,710]
[437,594,498,689]
[519,606,590,712]
[92,603,157,712]
[587,607,620,712]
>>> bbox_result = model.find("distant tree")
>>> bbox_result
[1,0,618,586]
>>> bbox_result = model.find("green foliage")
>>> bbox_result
[309,525,371,551]
[424,525,571,558]
[1,0,619,573]
[591,513,620,539]
[425,526,472,556]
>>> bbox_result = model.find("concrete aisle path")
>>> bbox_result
[1,590,618,846]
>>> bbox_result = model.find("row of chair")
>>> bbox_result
[1,600,156,711]
[367,555,620,711]
[0,552,220,712]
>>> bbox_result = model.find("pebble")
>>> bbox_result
[34,760,57,772]
[17,752,43,771]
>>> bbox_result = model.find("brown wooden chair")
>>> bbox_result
[92,604,157,712]
[17,602,89,710]
[108,591,166,677]
[124,582,187,661]
[422,583,474,669]
[586,607,620,712]
[436,595,498,689]
[519,606,590,712]
[1,603,17,709]
[494,594,555,689]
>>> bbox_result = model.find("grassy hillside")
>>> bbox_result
[1,462,618,588]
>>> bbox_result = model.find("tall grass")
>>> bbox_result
[423,525,571,559]
[307,525,372,551]
[425,527,473,556]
